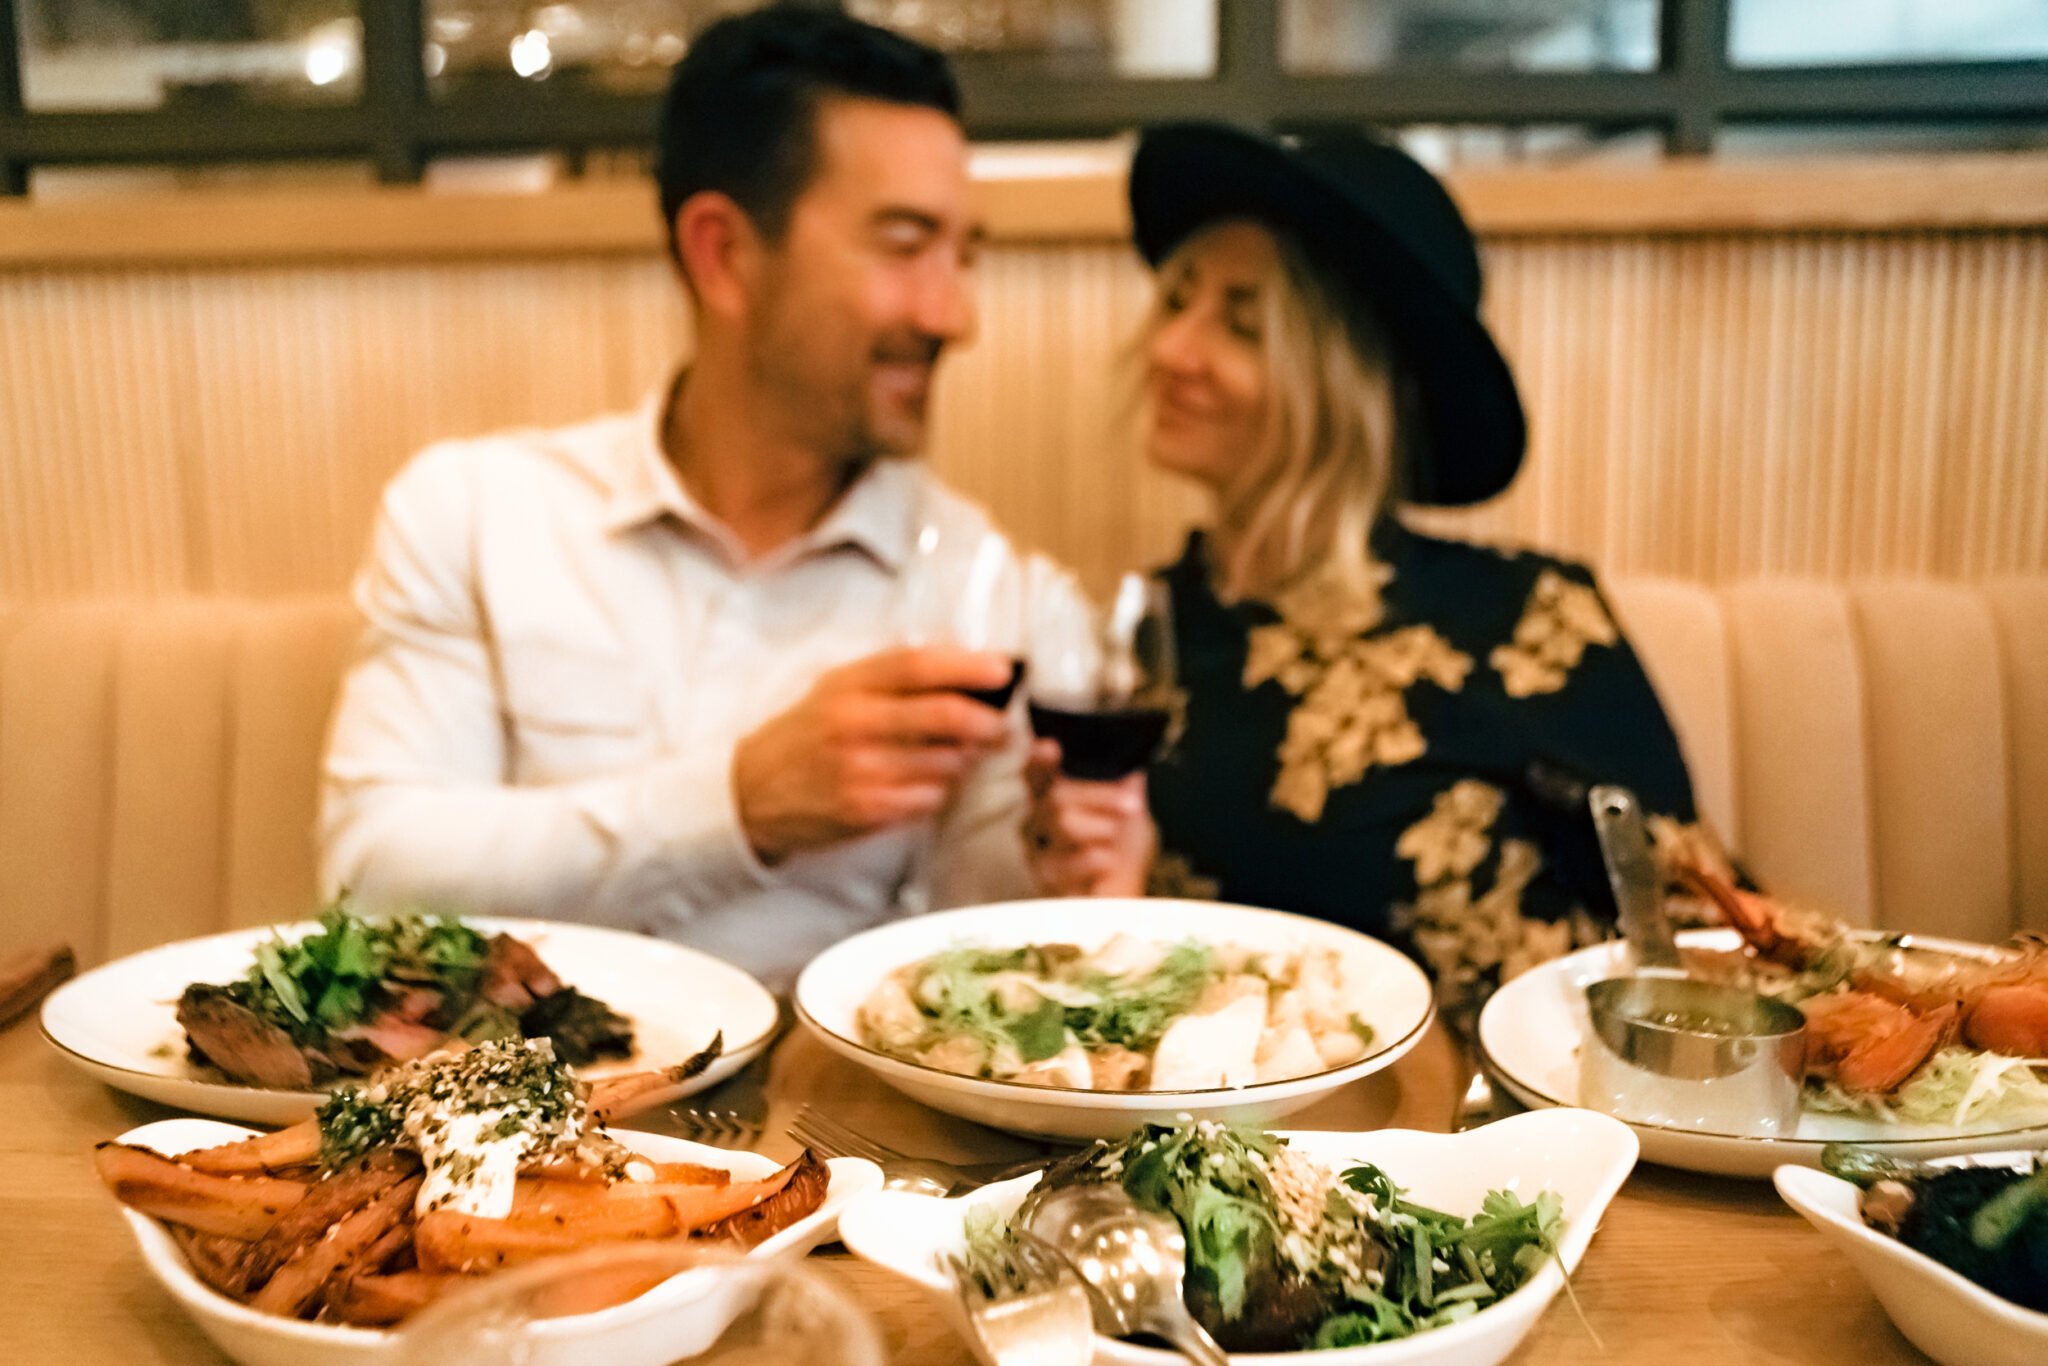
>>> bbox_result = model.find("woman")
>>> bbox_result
[1026,123,1702,1010]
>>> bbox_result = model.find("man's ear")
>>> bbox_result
[673,191,765,322]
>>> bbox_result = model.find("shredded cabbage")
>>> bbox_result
[1806,1047,2048,1128]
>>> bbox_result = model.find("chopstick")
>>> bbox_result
[0,944,76,1030]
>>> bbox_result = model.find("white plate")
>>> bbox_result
[794,897,1435,1142]
[43,918,779,1124]
[840,1109,1639,1366]
[114,1116,882,1366]
[1775,1154,2048,1366]
[1479,929,2048,1177]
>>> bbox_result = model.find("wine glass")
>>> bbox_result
[389,1241,888,1366]
[900,517,1028,711]
[1026,571,1177,781]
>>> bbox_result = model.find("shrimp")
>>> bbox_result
[1673,854,2048,1091]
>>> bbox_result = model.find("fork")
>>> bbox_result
[786,1105,1049,1197]
[667,1047,773,1148]
[666,1103,763,1147]
[943,1236,1094,1366]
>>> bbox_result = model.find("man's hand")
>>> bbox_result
[1023,739,1156,897]
[732,647,1015,865]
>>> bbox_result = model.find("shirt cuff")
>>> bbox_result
[622,746,777,918]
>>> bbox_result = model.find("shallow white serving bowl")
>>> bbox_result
[44,918,779,1124]
[113,1116,881,1366]
[1479,930,2048,1178]
[1774,1155,2048,1366]
[794,897,1436,1142]
[840,1109,1638,1366]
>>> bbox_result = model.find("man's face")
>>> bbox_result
[743,97,981,463]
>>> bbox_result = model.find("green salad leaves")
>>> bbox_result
[1313,1167,1564,1346]
[906,941,1217,1067]
[1010,1119,1564,1352]
[234,900,488,1042]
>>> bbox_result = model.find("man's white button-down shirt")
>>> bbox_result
[318,392,1039,986]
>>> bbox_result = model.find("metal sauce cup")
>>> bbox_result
[1581,972,1808,1137]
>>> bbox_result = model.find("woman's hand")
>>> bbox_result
[1023,740,1157,897]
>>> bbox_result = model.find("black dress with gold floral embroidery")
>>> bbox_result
[1146,521,1697,1005]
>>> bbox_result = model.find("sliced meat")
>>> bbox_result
[177,984,317,1090]
[388,985,445,1024]
[329,1012,449,1068]
[479,934,563,1011]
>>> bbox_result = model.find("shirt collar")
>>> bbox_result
[602,374,921,573]
[600,378,700,536]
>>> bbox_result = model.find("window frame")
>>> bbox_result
[2,0,2046,195]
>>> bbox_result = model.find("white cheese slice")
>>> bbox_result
[1014,1039,1095,1089]
[1088,933,1167,980]
[1149,993,1268,1089]
[1255,1024,1327,1083]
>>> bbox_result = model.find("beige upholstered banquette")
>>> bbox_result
[2,577,2043,968]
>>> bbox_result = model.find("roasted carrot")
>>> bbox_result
[94,1142,307,1241]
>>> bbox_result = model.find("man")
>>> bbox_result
[318,9,1040,985]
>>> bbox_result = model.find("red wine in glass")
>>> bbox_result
[1027,701,1171,781]
[959,658,1026,711]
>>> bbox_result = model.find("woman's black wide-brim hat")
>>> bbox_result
[1129,122,1524,507]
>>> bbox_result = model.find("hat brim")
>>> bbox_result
[1130,123,1524,508]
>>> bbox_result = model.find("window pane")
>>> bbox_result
[1716,121,2048,157]
[1281,0,1657,74]
[427,1,778,99]
[1395,123,1663,168]
[16,0,362,112]
[28,160,375,199]
[852,1,1216,79]
[1730,0,2048,66]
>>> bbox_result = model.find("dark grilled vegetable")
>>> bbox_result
[1826,1143,2048,1312]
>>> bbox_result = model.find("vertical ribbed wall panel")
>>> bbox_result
[0,272,193,595]
[0,229,2042,598]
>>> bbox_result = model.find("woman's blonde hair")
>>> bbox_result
[1150,223,1407,611]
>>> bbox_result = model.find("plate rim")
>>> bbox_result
[40,916,780,1100]
[1480,927,2048,1149]
[792,896,1436,1102]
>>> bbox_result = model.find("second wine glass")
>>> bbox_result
[1026,571,1177,781]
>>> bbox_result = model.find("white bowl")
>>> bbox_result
[794,897,1436,1142]
[112,1117,881,1366]
[1774,1155,2048,1366]
[840,1108,1639,1366]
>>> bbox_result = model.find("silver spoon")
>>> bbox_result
[1019,1181,1230,1366]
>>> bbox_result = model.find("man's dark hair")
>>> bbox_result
[654,6,960,257]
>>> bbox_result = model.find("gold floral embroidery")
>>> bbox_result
[1247,565,1471,823]
[1147,851,1221,901]
[1393,778,1502,886]
[1489,569,1619,698]
[1395,780,1601,1013]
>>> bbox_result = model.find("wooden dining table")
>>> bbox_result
[2,1011,1932,1364]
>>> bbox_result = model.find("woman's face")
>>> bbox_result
[1142,219,1277,493]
